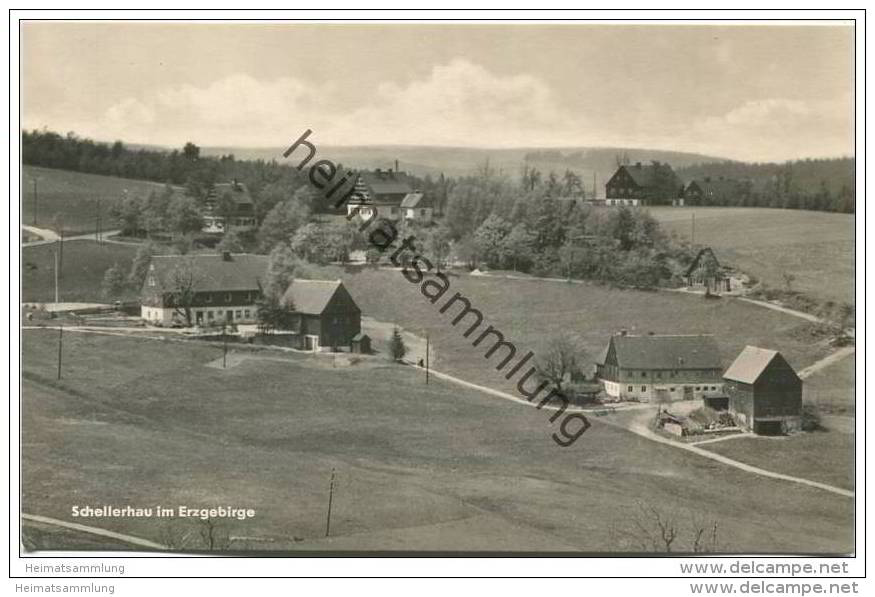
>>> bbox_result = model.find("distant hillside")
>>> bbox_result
[676,157,855,196]
[200,145,725,195]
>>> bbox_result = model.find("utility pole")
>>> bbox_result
[32,178,38,226]
[325,468,336,537]
[425,333,430,385]
[53,244,59,304]
[222,324,228,368]
[57,324,63,380]
[692,213,696,245]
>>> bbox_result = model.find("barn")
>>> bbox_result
[722,346,803,435]
[281,279,361,351]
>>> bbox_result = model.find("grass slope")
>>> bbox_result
[648,207,855,305]
[22,330,852,553]
[22,240,139,303]
[22,165,168,236]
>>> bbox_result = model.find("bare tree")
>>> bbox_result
[536,334,586,394]
[611,501,721,553]
[166,258,200,326]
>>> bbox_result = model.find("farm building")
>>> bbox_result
[201,180,258,234]
[351,333,372,354]
[685,247,730,294]
[400,192,434,222]
[140,252,267,326]
[281,279,362,351]
[684,177,748,207]
[595,333,724,402]
[605,161,684,206]
[722,346,803,434]
[345,167,415,221]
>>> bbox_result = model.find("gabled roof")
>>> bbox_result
[281,279,345,315]
[209,181,254,206]
[146,253,268,293]
[685,247,721,277]
[610,334,722,370]
[723,346,788,384]
[687,178,741,198]
[359,171,414,197]
[400,192,432,208]
[619,163,681,189]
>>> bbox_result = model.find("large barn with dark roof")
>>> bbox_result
[595,333,724,402]
[281,279,361,351]
[723,346,803,434]
[605,161,684,206]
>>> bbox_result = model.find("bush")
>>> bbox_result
[801,404,823,431]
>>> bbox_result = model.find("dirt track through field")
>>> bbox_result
[21,513,166,550]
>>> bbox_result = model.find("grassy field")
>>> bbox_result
[306,265,838,397]
[22,165,168,236]
[22,240,139,303]
[648,207,855,305]
[701,431,854,492]
[22,330,853,553]
[803,355,856,416]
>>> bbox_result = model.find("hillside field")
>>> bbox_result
[22,240,139,303]
[648,207,855,306]
[21,330,852,553]
[22,165,167,236]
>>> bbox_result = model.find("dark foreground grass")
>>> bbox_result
[22,330,852,553]
[22,240,139,303]
[803,355,856,415]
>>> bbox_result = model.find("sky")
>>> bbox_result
[21,22,855,162]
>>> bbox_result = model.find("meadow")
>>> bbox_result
[22,165,167,236]
[21,330,853,553]
[648,207,855,306]
[22,240,139,303]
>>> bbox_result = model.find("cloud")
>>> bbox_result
[23,60,853,161]
[688,96,853,161]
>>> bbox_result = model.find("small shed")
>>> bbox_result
[351,333,372,354]
[723,346,803,435]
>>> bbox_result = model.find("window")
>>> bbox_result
[641,386,646,392]
[670,387,676,392]
[148,275,156,287]
[205,294,212,303]
[641,371,647,377]
[656,372,662,378]
[244,310,250,318]
[235,310,242,319]
[421,209,426,216]
[627,386,633,392]
[207,311,214,320]
[225,293,232,303]
[696,386,701,391]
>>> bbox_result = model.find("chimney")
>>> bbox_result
[222,251,232,262]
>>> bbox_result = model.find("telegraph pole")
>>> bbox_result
[222,324,228,368]
[57,324,63,380]
[425,333,430,385]
[325,468,336,537]
[32,178,38,226]
[53,245,59,305]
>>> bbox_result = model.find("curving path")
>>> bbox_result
[21,512,166,550]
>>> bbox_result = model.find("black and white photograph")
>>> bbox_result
[9,9,866,592]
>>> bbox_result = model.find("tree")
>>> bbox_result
[423,225,452,272]
[101,263,127,298]
[128,242,155,289]
[611,502,720,553]
[291,223,335,265]
[141,187,173,235]
[536,334,586,395]
[388,327,407,362]
[167,195,203,236]
[166,258,199,326]
[782,272,796,293]
[182,141,200,161]
[473,214,511,268]
[500,224,536,271]
[110,193,143,236]
[216,230,244,254]
[257,198,311,252]
[263,243,300,299]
